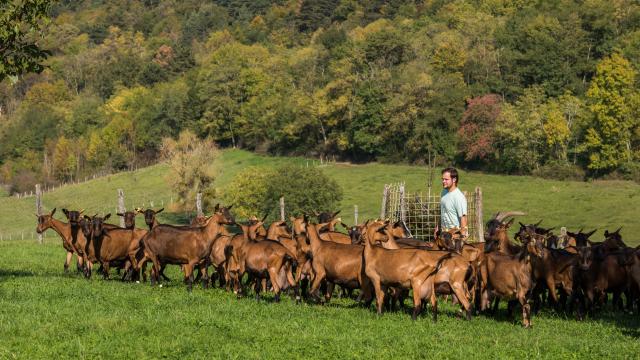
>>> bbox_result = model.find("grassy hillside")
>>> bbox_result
[1,149,638,245]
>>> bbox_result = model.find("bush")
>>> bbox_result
[619,162,640,184]
[532,162,585,181]
[222,164,343,223]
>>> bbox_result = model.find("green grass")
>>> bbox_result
[1,148,639,245]
[2,150,640,357]
[0,240,639,359]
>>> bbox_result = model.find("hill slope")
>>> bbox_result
[1,149,638,245]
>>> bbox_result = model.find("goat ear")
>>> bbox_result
[104,213,111,221]
[506,218,515,228]
[227,204,233,210]
[83,215,91,220]
[62,208,69,216]
[605,230,609,237]
[156,208,164,214]
[117,213,124,217]
[213,203,220,212]
[519,222,525,228]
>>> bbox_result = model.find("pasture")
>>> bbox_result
[1,149,639,358]
[1,149,639,244]
[1,240,639,359]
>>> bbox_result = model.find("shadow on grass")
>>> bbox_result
[586,310,640,339]
[0,269,35,280]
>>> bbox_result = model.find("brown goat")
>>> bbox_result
[305,222,373,305]
[85,213,147,281]
[226,220,298,302]
[141,204,235,291]
[362,221,451,321]
[480,227,544,328]
[381,225,474,320]
[36,208,84,273]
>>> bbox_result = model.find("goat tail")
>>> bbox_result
[427,252,454,279]
[224,245,233,258]
[283,253,298,268]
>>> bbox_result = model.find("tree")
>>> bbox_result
[0,0,54,82]
[583,53,639,171]
[52,135,75,180]
[457,94,502,164]
[494,87,547,173]
[161,130,218,212]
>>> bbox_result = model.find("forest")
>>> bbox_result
[1,0,639,193]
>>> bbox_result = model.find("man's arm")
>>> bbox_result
[460,215,468,237]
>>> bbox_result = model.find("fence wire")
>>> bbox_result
[383,182,481,242]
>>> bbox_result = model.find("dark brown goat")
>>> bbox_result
[480,223,544,328]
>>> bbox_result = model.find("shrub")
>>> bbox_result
[222,164,343,223]
[532,162,585,181]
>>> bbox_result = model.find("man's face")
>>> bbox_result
[442,172,455,189]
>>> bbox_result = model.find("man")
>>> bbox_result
[439,167,468,238]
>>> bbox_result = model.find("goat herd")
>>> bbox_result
[36,206,640,327]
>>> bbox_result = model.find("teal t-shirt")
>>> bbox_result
[440,188,467,229]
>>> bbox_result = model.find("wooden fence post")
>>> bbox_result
[279,197,285,221]
[380,185,389,219]
[354,205,358,226]
[475,187,484,242]
[399,184,406,224]
[117,189,126,227]
[36,184,42,244]
[196,192,203,217]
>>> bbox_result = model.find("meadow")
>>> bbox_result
[1,149,639,358]
[2,149,638,245]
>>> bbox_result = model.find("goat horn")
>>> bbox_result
[260,212,269,223]
[534,219,543,226]
[615,226,622,234]
[79,209,85,215]
[494,211,526,222]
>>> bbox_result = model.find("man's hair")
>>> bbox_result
[442,167,459,184]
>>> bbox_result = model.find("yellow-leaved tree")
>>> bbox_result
[161,130,218,212]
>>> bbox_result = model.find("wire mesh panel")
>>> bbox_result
[383,182,481,242]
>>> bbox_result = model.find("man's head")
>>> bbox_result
[441,167,459,190]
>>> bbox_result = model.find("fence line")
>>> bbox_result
[11,165,152,199]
